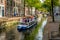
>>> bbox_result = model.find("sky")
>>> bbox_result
[40,0,45,3]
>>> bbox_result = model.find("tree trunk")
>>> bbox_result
[51,0,55,22]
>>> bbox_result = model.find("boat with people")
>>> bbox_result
[17,16,37,32]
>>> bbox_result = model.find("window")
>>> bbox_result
[13,7,18,16]
[13,7,18,13]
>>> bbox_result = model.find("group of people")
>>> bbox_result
[20,16,37,23]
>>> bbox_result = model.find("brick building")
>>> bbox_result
[5,0,22,17]
[0,0,34,17]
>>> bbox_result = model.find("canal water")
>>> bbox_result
[35,19,47,40]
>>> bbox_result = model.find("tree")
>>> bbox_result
[25,0,34,15]
[42,0,60,22]
[25,0,42,15]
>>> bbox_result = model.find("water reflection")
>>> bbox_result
[35,19,47,40]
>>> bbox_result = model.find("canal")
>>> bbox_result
[35,19,47,40]
[23,18,47,40]
[0,18,47,40]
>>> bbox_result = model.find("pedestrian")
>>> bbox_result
[56,13,58,16]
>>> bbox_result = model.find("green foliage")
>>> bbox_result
[0,21,6,33]
[42,0,60,11]
[41,0,51,11]
[25,0,34,7]
[53,0,60,6]
[5,21,19,32]
[25,0,41,10]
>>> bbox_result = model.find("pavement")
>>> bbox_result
[43,16,59,40]
[0,17,20,22]
[0,33,6,40]
[54,15,60,22]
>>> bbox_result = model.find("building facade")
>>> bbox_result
[0,0,4,17]
[2,0,34,17]
[5,0,31,17]
[5,0,24,17]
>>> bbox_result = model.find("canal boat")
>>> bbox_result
[17,16,37,32]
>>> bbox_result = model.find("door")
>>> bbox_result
[2,7,4,16]
[13,7,18,16]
